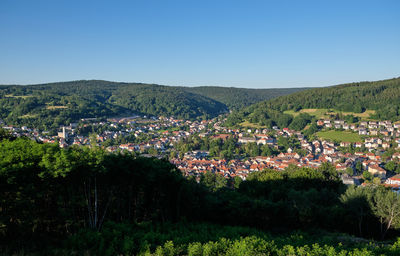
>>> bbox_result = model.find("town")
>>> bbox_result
[3,114,400,190]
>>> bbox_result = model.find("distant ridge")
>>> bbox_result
[226,77,400,128]
[0,80,305,128]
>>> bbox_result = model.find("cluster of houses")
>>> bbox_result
[1,116,217,155]
[173,149,397,186]
[171,119,400,189]
[4,115,400,190]
[318,119,400,138]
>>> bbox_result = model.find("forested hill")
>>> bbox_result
[226,77,400,128]
[184,86,305,110]
[0,80,305,128]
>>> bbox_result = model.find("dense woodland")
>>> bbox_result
[2,133,400,254]
[184,86,305,111]
[0,80,303,129]
[226,77,400,128]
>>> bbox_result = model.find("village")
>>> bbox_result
[2,115,400,190]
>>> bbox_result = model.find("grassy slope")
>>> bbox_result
[284,108,376,120]
[316,130,362,143]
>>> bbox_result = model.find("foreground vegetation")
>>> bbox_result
[60,222,400,255]
[2,136,400,254]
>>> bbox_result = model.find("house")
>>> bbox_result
[255,156,270,162]
[335,163,348,171]
[370,129,378,135]
[212,134,231,141]
[393,153,400,160]
[366,153,377,160]
[342,175,360,185]
[368,165,386,178]
[359,129,368,135]
[365,142,378,149]
[382,142,391,149]
[354,142,363,148]
[323,147,335,155]
[385,174,400,188]
[380,130,390,136]
[340,142,351,147]
[238,137,256,144]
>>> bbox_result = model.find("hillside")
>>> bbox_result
[0,80,305,129]
[226,77,400,128]
[184,86,305,110]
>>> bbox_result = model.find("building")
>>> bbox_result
[57,127,68,139]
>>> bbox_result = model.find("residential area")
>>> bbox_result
[3,115,400,190]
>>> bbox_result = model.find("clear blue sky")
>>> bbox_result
[0,0,399,88]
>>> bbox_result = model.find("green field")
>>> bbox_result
[240,121,268,129]
[284,108,376,120]
[316,130,362,143]
[5,94,34,99]
[19,114,38,119]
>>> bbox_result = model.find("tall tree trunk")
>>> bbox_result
[94,176,98,228]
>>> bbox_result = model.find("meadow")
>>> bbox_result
[284,108,376,120]
[316,130,362,143]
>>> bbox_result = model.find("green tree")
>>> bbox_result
[233,176,243,189]
[340,186,373,236]
[385,161,397,172]
[200,172,228,192]
[373,188,400,239]
[356,161,363,174]
[363,170,372,182]
[345,167,354,176]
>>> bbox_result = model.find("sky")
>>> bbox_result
[0,0,399,88]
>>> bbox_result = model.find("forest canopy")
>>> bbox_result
[0,80,304,128]
[226,77,400,127]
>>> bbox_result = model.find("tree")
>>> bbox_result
[372,188,400,239]
[385,161,397,172]
[372,177,381,185]
[0,128,13,141]
[148,147,158,156]
[356,161,363,174]
[233,176,242,189]
[200,172,227,192]
[340,186,373,236]
[169,151,177,160]
[288,113,312,131]
[362,170,372,182]
[319,162,340,181]
[303,122,318,138]
[345,167,354,176]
